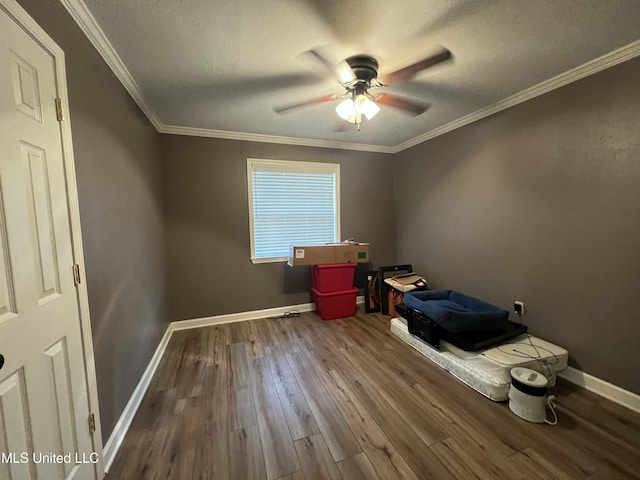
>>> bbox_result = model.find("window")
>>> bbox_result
[247,158,340,263]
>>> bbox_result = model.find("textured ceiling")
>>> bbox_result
[74,0,640,152]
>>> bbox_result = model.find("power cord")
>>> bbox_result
[506,312,560,425]
[501,312,560,365]
[266,310,300,320]
[546,395,558,425]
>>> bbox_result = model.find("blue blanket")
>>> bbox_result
[404,290,509,333]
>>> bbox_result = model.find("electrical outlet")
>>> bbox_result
[514,301,525,315]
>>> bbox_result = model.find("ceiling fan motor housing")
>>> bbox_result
[346,55,379,86]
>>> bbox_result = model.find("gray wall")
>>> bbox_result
[161,136,395,321]
[394,56,640,394]
[17,0,168,441]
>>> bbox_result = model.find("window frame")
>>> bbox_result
[247,158,341,264]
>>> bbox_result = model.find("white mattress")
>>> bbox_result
[390,317,568,401]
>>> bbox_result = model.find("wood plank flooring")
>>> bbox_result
[106,309,640,479]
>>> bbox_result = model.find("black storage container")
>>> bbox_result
[406,308,440,349]
[396,303,527,352]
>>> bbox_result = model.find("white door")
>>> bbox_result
[0,5,99,480]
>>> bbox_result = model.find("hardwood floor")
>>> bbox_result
[106,309,640,479]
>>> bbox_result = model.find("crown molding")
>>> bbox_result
[60,0,640,155]
[156,123,396,153]
[392,39,640,153]
[58,0,394,153]
[58,0,163,130]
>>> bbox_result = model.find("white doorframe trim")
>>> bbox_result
[0,1,104,477]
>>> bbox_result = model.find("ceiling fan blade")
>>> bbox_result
[373,93,430,116]
[274,94,339,114]
[304,49,356,85]
[378,48,452,86]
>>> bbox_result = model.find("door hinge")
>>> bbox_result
[72,264,81,286]
[55,97,64,121]
[88,413,96,434]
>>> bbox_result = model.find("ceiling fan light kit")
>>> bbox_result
[335,93,380,123]
[335,97,356,120]
[356,93,380,119]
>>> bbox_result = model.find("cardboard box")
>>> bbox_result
[288,243,370,266]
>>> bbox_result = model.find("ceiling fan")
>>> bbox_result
[274,47,452,130]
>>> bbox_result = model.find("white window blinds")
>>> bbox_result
[247,159,340,263]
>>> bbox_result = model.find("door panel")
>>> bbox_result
[10,49,42,122]
[45,338,79,478]
[0,369,36,479]
[22,141,62,302]
[0,184,17,320]
[0,4,98,479]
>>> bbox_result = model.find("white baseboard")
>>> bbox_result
[102,296,364,471]
[558,366,640,414]
[171,301,313,331]
[171,295,364,331]
[102,325,173,472]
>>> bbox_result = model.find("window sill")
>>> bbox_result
[250,256,288,264]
